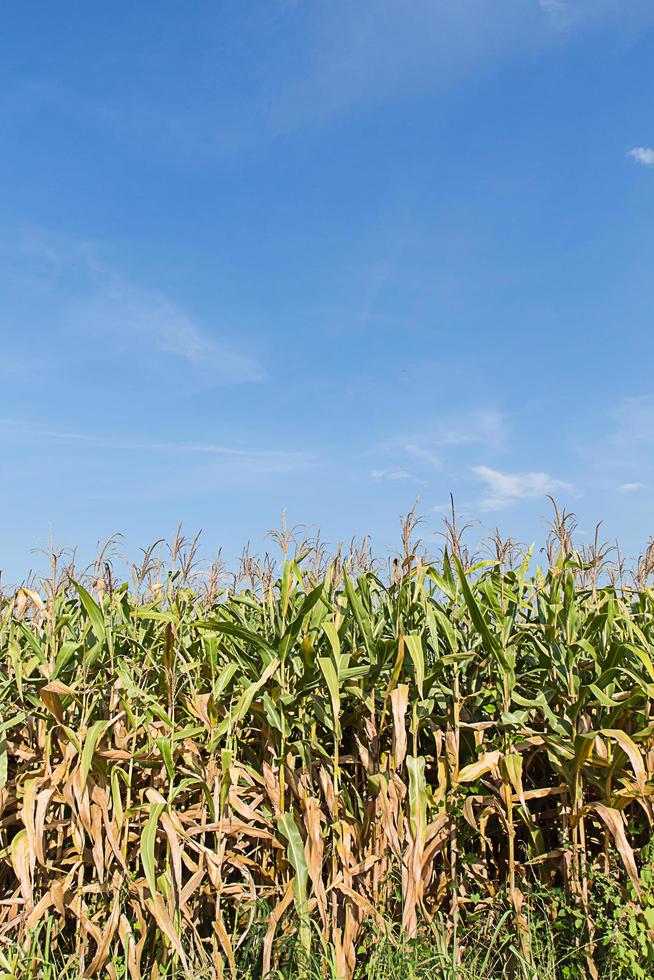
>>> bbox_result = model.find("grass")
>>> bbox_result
[2,504,654,977]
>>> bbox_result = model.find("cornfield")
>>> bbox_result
[3,509,654,978]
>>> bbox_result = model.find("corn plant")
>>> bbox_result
[1,515,654,977]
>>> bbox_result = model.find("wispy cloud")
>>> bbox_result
[538,0,570,28]
[473,464,572,511]
[268,0,654,134]
[370,468,424,484]
[0,230,265,386]
[377,409,506,475]
[4,3,652,162]
[540,0,653,31]
[269,2,547,134]
[434,410,506,449]
[402,444,443,470]
[628,147,654,168]
[68,271,265,383]
[584,397,654,483]
[0,418,313,474]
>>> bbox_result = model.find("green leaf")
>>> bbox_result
[71,581,106,643]
[141,801,166,898]
[0,739,7,792]
[80,719,111,785]
[156,737,175,784]
[214,662,239,701]
[428,602,457,655]
[277,811,310,956]
[262,692,284,733]
[279,583,325,660]
[322,620,341,659]
[211,658,280,744]
[318,656,341,738]
[407,755,427,842]
[454,558,507,670]
[198,621,277,664]
[405,634,425,698]
[136,609,177,622]
[343,571,378,664]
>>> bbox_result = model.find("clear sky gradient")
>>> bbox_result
[2,0,654,582]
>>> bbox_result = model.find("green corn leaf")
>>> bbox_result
[211,658,280,744]
[454,558,508,671]
[0,739,6,792]
[214,662,239,701]
[343,571,378,664]
[277,810,310,955]
[71,581,106,643]
[405,634,425,698]
[318,656,341,738]
[141,801,166,898]
[323,620,341,659]
[156,736,175,784]
[80,719,111,785]
[407,755,427,842]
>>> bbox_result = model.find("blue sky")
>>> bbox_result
[3,0,654,581]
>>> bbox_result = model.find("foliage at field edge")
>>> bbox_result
[3,513,654,978]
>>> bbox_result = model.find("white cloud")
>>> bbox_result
[0,231,266,386]
[540,0,653,31]
[378,409,506,475]
[370,468,423,483]
[589,397,654,481]
[0,418,315,478]
[473,464,572,511]
[538,0,570,27]
[628,147,654,168]
[268,0,653,135]
[400,410,506,453]
[68,273,265,383]
[267,1,547,134]
[437,409,506,449]
[402,444,442,470]
[6,3,653,160]
[0,418,299,458]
